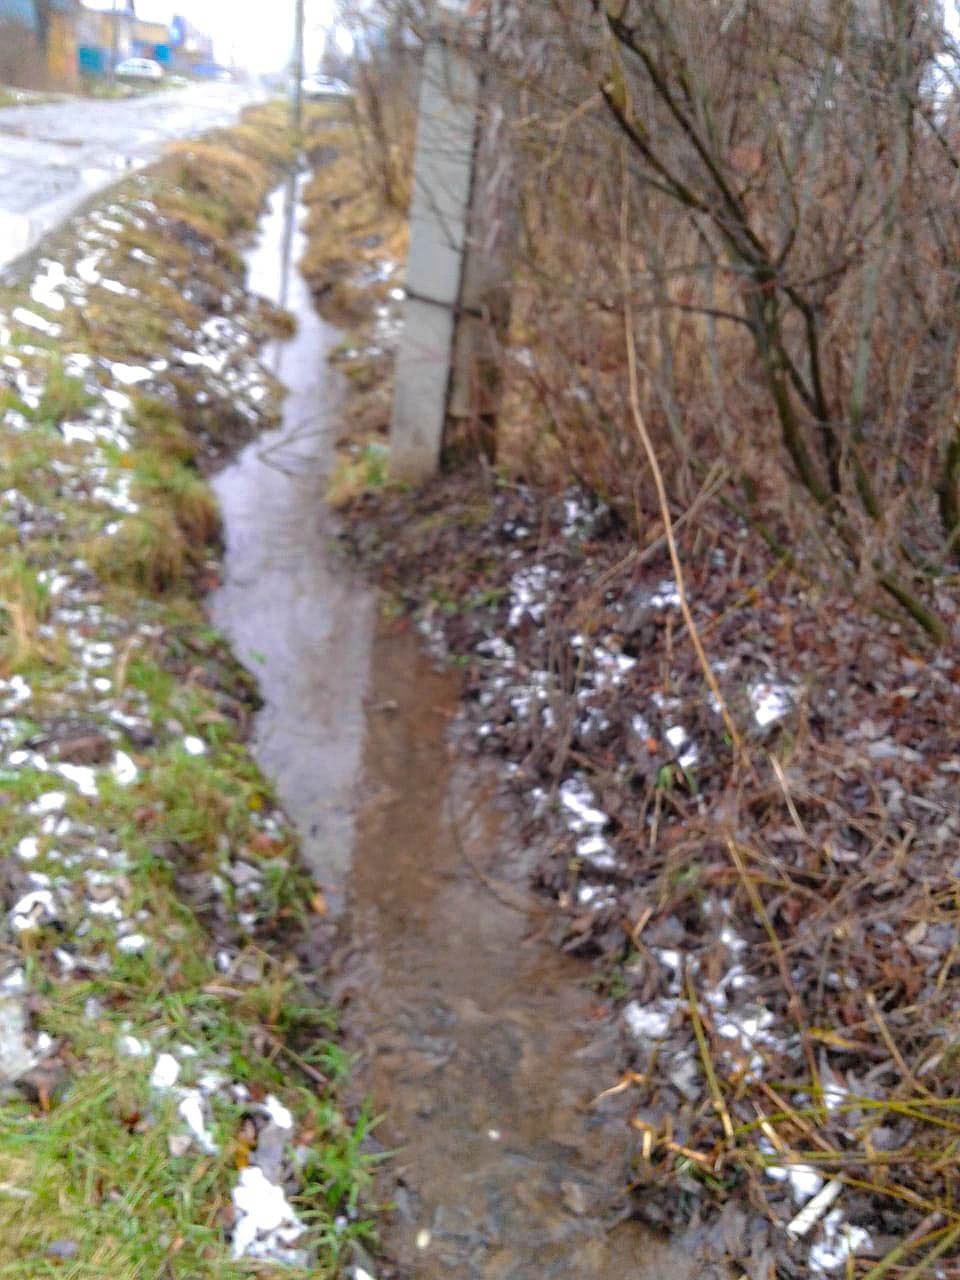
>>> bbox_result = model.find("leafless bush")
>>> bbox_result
[374,0,960,639]
[339,1,422,210]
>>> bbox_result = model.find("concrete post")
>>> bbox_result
[291,0,305,150]
[388,32,479,484]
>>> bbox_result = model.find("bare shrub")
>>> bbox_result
[339,2,422,211]
[371,0,960,639]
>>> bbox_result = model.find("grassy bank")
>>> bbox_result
[0,101,376,1276]
[298,112,405,508]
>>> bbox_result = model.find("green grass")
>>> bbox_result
[32,361,95,428]
[0,85,58,108]
[0,943,378,1278]
[326,440,390,507]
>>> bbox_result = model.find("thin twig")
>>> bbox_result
[618,147,749,772]
[866,991,934,1100]
[726,838,822,1111]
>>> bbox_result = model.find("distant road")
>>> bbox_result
[0,81,263,271]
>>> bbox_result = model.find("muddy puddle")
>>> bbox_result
[212,176,692,1278]
[341,627,695,1279]
[210,174,373,911]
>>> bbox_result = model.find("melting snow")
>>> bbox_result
[15,836,39,862]
[0,968,26,993]
[10,890,57,932]
[178,1090,219,1153]
[4,675,31,707]
[559,777,608,832]
[102,388,131,412]
[750,679,794,728]
[30,262,67,313]
[576,883,617,909]
[808,1207,871,1272]
[118,1034,150,1057]
[12,306,61,337]
[28,791,67,815]
[575,834,619,870]
[88,896,123,920]
[507,564,553,629]
[117,933,147,954]
[150,1053,181,1089]
[264,1095,294,1129]
[623,999,676,1041]
[231,1166,305,1262]
[641,579,681,609]
[716,1003,779,1076]
[56,763,98,797]
[110,362,152,386]
[110,752,138,786]
[76,254,103,285]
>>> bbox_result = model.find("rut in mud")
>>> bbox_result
[211,175,695,1278]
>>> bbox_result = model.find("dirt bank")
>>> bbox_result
[304,110,960,1280]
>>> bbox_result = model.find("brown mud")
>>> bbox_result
[339,623,693,1279]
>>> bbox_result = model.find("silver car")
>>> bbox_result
[301,75,352,101]
[115,58,165,82]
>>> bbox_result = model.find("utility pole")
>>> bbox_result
[389,3,517,483]
[108,0,119,88]
[389,19,480,482]
[291,0,306,150]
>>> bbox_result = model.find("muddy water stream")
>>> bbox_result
[212,179,690,1278]
[210,175,373,910]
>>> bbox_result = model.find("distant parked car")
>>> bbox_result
[302,75,352,101]
[115,58,164,82]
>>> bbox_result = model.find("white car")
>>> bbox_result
[115,58,164,82]
[302,75,352,101]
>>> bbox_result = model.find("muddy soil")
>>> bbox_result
[339,624,694,1279]
[211,177,697,1278]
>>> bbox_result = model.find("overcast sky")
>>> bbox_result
[123,1,960,75]
[134,0,338,71]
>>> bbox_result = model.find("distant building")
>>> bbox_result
[132,15,170,66]
[167,13,213,74]
[0,0,79,91]
[76,0,136,76]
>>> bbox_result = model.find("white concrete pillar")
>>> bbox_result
[389,33,479,483]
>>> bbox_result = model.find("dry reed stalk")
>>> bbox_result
[726,837,823,1112]
[618,150,747,769]
[865,991,934,1101]
[685,965,734,1146]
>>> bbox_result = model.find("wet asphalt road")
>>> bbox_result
[0,81,261,269]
